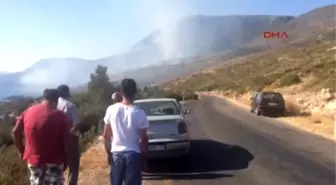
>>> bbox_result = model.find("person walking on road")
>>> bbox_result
[105,92,123,165]
[103,78,149,185]
[12,89,71,185]
[57,84,81,185]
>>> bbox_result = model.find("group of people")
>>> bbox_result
[12,78,149,185]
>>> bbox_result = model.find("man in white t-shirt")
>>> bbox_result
[103,79,149,185]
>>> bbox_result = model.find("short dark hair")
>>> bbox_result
[43,89,59,102]
[57,84,71,98]
[120,78,137,99]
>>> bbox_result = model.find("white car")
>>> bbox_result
[134,98,191,159]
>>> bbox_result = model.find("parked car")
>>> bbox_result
[134,98,191,159]
[250,91,285,117]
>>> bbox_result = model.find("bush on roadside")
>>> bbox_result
[278,73,302,87]
[0,121,13,146]
[163,91,198,101]
[164,92,183,101]
[184,91,199,100]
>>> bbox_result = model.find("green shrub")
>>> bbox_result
[164,92,183,101]
[184,92,198,100]
[163,91,198,101]
[278,73,302,87]
[0,122,13,146]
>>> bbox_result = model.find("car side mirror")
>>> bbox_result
[183,109,191,114]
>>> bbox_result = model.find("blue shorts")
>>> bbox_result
[110,151,142,185]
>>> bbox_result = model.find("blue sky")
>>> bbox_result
[0,0,334,72]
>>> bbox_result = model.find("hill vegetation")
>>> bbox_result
[164,28,336,94]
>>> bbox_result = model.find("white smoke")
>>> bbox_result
[20,66,69,87]
[136,0,195,60]
[14,1,195,95]
[18,59,84,94]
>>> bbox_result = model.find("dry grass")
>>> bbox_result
[72,139,110,185]
[72,138,159,185]
[0,146,29,185]
[277,115,334,140]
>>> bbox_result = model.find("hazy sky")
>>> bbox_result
[0,0,334,72]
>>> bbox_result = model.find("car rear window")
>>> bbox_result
[262,93,283,100]
[134,100,180,116]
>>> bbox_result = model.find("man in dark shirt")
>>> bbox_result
[12,89,71,185]
[57,84,81,185]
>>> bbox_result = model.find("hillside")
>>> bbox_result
[165,27,335,91]
[164,4,336,91]
[164,26,336,114]
[0,15,294,97]
[249,4,336,47]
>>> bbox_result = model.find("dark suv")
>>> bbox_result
[250,92,285,117]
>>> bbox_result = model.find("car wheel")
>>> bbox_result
[255,107,262,116]
[280,110,286,117]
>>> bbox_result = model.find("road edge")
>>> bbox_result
[200,94,335,142]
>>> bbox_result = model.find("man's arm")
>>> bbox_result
[103,125,112,153]
[65,104,81,132]
[60,113,72,169]
[12,112,25,158]
[140,128,148,157]
[139,112,149,171]
[103,107,112,154]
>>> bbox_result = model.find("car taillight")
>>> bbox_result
[178,122,188,134]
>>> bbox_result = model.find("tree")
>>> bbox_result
[87,65,115,115]
[143,86,148,93]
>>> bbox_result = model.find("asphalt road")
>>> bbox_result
[143,96,335,185]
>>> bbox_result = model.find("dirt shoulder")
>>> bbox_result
[64,138,109,185]
[201,92,335,141]
[66,137,160,185]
